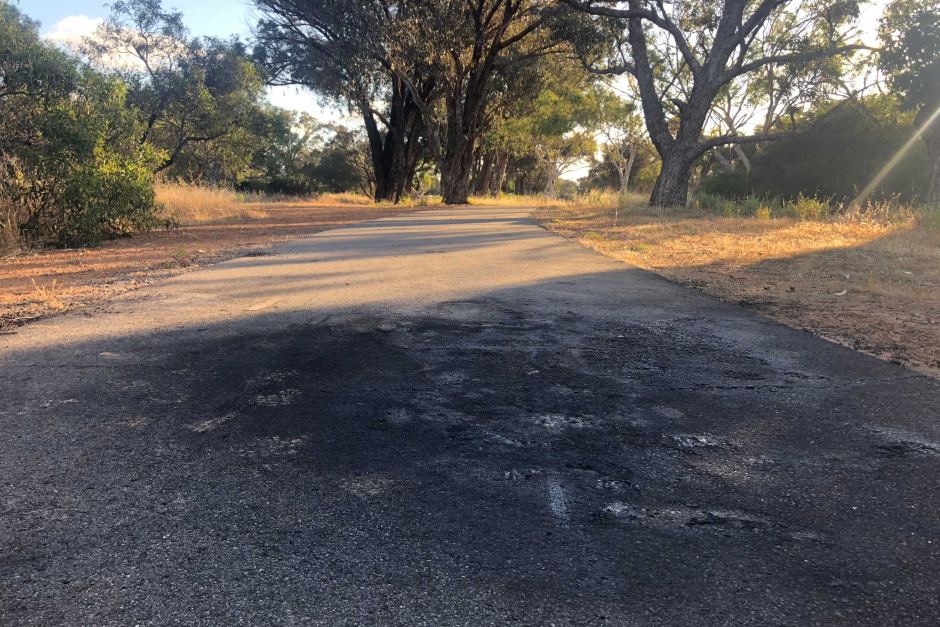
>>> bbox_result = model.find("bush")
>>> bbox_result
[20,158,165,247]
[785,195,831,220]
[0,6,165,248]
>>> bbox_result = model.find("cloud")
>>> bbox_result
[43,15,104,49]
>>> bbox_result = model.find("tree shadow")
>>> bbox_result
[2,259,939,623]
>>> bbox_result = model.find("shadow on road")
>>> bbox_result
[2,259,939,624]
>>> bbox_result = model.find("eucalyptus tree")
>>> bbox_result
[1,3,161,247]
[879,0,940,204]
[592,87,648,193]
[390,0,565,204]
[84,0,264,177]
[562,0,867,207]
[513,85,599,196]
[253,0,435,202]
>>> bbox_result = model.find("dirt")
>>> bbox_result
[0,202,417,330]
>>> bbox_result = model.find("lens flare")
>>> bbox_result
[853,103,940,206]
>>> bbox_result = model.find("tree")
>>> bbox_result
[1,3,162,247]
[85,0,265,176]
[563,0,866,207]
[391,0,562,204]
[254,0,433,202]
[879,0,940,204]
[592,86,649,193]
[702,95,930,201]
[515,86,598,196]
[309,127,370,194]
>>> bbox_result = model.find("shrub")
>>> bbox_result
[786,195,831,220]
[22,157,165,247]
[0,7,165,248]
[754,206,773,220]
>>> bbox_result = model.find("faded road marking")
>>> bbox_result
[547,477,569,527]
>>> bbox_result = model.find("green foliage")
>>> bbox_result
[879,0,940,113]
[0,4,164,247]
[701,96,930,202]
[86,0,265,179]
[787,195,832,220]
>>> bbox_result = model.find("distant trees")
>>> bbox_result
[254,0,565,204]
[700,95,930,202]
[591,87,647,194]
[879,0,940,204]
[513,85,598,196]
[563,0,867,207]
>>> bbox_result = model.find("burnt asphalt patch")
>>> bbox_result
[3,296,939,625]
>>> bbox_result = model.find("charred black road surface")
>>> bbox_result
[1,207,939,625]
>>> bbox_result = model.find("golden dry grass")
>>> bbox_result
[156,182,268,224]
[309,192,375,206]
[156,185,444,223]
[534,198,940,376]
[0,197,24,256]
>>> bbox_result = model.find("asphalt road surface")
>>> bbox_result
[2,206,939,625]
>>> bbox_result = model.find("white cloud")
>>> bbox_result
[43,15,103,49]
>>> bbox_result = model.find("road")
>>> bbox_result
[2,205,939,625]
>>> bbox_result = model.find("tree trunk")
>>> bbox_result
[473,152,495,196]
[922,114,940,205]
[544,162,560,197]
[649,147,697,207]
[360,79,426,203]
[489,151,509,196]
[619,149,636,195]
[441,156,473,204]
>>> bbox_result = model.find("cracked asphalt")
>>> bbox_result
[1,206,939,625]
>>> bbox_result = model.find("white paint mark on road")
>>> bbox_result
[547,477,569,527]
[190,411,237,433]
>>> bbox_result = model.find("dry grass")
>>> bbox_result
[0,195,26,256]
[312,192,376,205]
[156,185,445,222]
[155,182,268,225]
[534,197,940,376]
[29,278,66,311]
